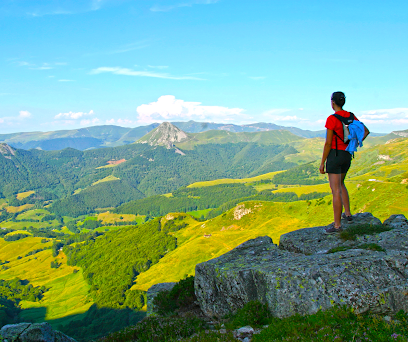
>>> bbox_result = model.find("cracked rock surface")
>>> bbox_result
[195,213,408,318]
[0,322,76,342]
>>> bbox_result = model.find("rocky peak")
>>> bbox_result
[0,143,16,158]
[137,122,188,149]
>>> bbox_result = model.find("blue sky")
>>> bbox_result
[1,0,407,134]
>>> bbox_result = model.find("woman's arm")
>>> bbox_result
[319,128,333,174]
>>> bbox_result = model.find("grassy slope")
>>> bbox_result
[187,171,283,188]
[175,130,303,150]
[16,191,35,200]
[132,137,408,291]
[16,209,51,221]
[5,204,35,213]
[92,175,120,186]
[1,220,58,230]
[0,237,92,326]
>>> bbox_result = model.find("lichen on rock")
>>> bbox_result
[194,213,408,319]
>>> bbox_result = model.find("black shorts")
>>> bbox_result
[326,149,352,174]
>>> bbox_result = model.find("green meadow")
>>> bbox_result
[0,237,92,326]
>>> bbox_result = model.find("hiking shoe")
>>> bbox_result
[341,213,353,222]
[324,223,343,235]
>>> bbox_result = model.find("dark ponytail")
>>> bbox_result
[331,91,346,107]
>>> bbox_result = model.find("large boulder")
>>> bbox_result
[279,212,382,255]
[195,213,408,319]
[0,322,76,342]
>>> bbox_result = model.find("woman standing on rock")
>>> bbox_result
[319,92,369,234]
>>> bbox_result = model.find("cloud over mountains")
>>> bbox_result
[136,95,248,124]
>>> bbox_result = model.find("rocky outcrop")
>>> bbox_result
[0,322,76,342]
[279,212,382,255]
[195,213,408,319]
[392,130,408,138]
[0,143,15,157]
[137,122,188,149]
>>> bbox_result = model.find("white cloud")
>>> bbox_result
[84,41,149,56]
[90,67,204,80]
[30,66,53,70]
[136,95,249,124]
[19,111,32,118]
[17,61,32,67]
[261,108,323,127]
[105,118,138,125]
[151,0,219,12]
[55,110,94,120]
[0,110,32,125]
[80,118,100,126]
[359,108,408,126]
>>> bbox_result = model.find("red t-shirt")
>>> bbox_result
[325,110,359,150]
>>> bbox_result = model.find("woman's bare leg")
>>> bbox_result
[328,173,342,228]
[341,173,351,216]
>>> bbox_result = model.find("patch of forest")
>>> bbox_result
[63,217,181,310]
[116,183,329,218]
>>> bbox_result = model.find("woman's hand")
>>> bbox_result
[319,163,325,174]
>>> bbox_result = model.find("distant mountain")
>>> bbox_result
[137,122,189,148]
[174,129,304,150]
[0,120,386,151]
[173,120,326,138]
[0,124,159,151]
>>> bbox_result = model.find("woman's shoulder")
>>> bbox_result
[334,110,351,117]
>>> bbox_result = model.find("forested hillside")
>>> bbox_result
[1,138,299,216]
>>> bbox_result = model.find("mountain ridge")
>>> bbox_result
[2,120,382,151]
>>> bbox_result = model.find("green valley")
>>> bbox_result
[1,124,408,341]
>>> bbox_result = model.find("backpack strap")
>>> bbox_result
[331,112,355,156]
[333,112,354,125]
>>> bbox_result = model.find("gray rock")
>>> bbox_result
[0,322,76,342]
[19,323,54,342]
[146,282,177,316]
[383,214,408,230]
[195,214,408,319]
[0,323,31,341]
[279,213,382,255]
[236,326,254,336]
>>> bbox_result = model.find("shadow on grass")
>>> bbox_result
[19,304,146,342]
